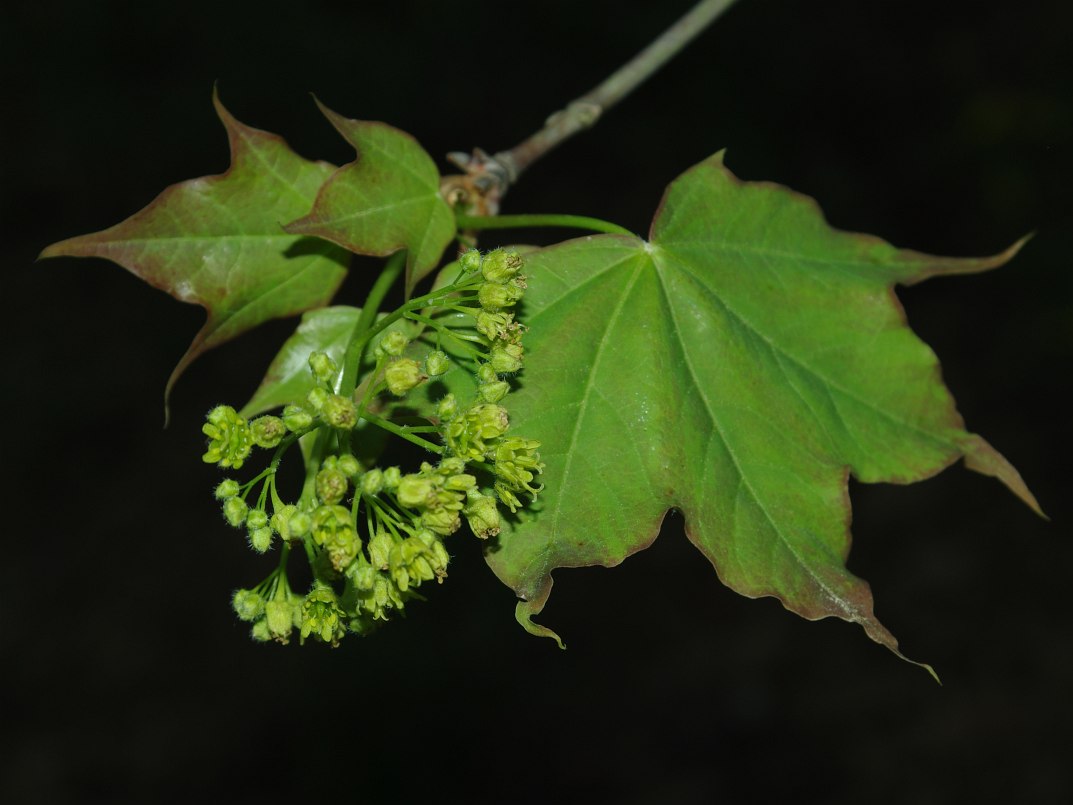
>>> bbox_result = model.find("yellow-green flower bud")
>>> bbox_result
[464,492,501,538]
[421,507,461,537]
[425,350,450,377]
[232,589,264,622]
[378,330,409,357]
[250,619,272,642]
[368,532,394,570]
[346,554,377,591]
[444,473,477,492]
[214,479,240,500]
[270,504,298,539]
[307,387,329,412]
[361,468,384,496]
[490,341,524,373]
[337,454,361,478]
[316,467,348,505]
[250,527,273,553]
[437,393,458,421]
[397,474,435,509]
[282,404,314,433]
[308,351,338,384]
[459,249,482,274]
[223,496,248,527]
[385,357,425,396]
[265,599,294,643]
[478,280,523,311]
[202,405,253,469]
[437,456,466,475]
[322,394,357,430]
[246,508,269,531]
[481,248,523,284]
[382,466,401,490]
[288,510,311,538]
[478,380,510,404]
[250,415,285,449]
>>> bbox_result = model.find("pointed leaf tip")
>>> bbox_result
[38,91,349,404]
[516,599,566,650]
[284,105,454,296]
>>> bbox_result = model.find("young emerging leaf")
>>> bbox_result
[285,100,456,297]
[39,91,349,409]
[487,152,1040,672]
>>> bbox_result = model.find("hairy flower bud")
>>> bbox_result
[478,280,523,311]
[458,249,482,275]
[361,468,384,496]
[250,415,286,449]
[385,357,425,396]
[307,387,329,412]
[250,619,272,642]
[382,466,401,491]
[214,479,240,500]
[425,350,450,377]
[250,527,273,553]
[478,380,510,404]
[489,341,524,374]
[308,351,338,385]
[481,248,523,284]
[368,532,395,570]
[436,393,459,421]
[316,467,348,505]
[464,492,501,539]
[288,510,311,539]
[232,588,264,622]
[282,404,314,433]
[265,599,295,643]
[378,330,409,357]
[223,496,248,528]
[246,508,269,531]
[337,454,361,478]
[270,504,299,539]
[322,394,357,430]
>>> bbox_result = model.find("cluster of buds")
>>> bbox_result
[204,247,545,647]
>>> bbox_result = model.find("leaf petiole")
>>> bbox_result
[456,213,635,237]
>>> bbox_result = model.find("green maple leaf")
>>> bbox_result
[39,92,349,408]
[284,100,456,297]
[485,152,1040,672]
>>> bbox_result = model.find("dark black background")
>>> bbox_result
[3,1,1071,802]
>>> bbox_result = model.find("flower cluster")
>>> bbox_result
[203,248,544,646]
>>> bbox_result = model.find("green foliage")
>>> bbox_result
[40,74,1038,672]
[40,92,349,406]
